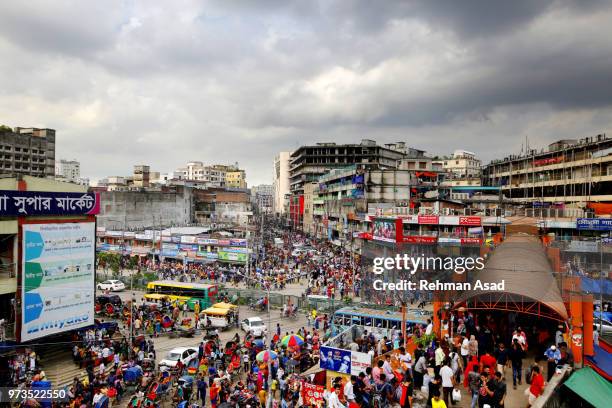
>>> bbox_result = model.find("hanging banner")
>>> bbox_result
[301,382,325,407]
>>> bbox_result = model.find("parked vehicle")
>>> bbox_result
[97,279,126,291]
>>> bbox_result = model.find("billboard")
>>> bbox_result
[372,219,397,243]
[350,350,373,376]
[319,346,351,374]
[21,222,95,342]
[217,250,247,262]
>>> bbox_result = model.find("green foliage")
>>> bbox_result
[0,125,12,133]
[414,333,436,348]
[97,252,121,274]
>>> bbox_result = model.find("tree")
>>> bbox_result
[0,125,11,133]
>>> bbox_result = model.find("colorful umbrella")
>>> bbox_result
[281,334,304,348]
[256,350,278,362]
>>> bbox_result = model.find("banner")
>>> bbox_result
[21,222,95,342]
[459,216,481,226]
[350,351,372,376]
[418,215,439,224]
[0,190,100,216]
[301,382,325,407]
[319,346,351,374]
[218,251,247,262]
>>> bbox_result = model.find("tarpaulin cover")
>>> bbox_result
[564,366,612,407]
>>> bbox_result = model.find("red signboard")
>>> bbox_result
[402,235,438,244]
[459,216,481,226]
[418,215,439,224]
[301,382,325,407]
[461,237,482,245]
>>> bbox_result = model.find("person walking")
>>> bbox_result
[508,339,525,389]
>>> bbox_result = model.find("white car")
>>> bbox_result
[241,317,267,337]
[97,280,126,292]
[159,347,198,369]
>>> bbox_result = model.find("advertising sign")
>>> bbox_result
[217,251,247,262]
[372,219,397,243]
[21,222,95,342]
[301,382,325,407]
[229,239,247,247]
[319,346,351,374]
[181,236,197,244]
[418,215,439,224]
[197,238,218,245]
[459,216,481,226]
[402,235,437,244]
[350,351,372,376]
[576,218,612,231]
[0,191,100,217]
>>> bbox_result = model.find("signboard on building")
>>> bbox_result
[0,191,100,217]
[217,250,247,262]
[402,235,437,244]
[197,238,218,245]
[459,216,481,226]
[229,239,247,247]
[181,236,197,244]
[372,219,397,243]
[576,218,612,231]
[21,222,95,342]
[418,215,439,224]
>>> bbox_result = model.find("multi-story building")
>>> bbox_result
[55,159,80,181]
[302,182,317,235]
[133,164,150,188]
[251,184,273,214]
[482,134,612,204]
[273,152,291,215]
[0,126,55,178]
[226,169,247,188]
[289,139,407,194]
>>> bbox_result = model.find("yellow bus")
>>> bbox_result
[146,280,218,311]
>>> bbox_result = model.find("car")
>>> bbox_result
[95,294,123,306]
[159,347,198,369]
[241,316,267,337]
[97,280,126,292]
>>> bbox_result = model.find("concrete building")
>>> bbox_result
[0,126,55,178]
[273,151,291,215]
[251,184,273,214]
[441,150,481,179]
[133,164,151,188]
[55,159,80,182]
[482,134,612,204]
[193,188,252,225]
[96,186,194,230]
[289,139,407,194]
[302,182,317,235]
[226,169,247,188]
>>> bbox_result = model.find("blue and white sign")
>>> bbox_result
[319,346,351,374]
[576,218,612,231]
[21,222,95,342]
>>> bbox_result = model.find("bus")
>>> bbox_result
[146,280,218,311]
[332,306,431,336]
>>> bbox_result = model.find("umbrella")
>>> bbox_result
[256,350,278,362]
[253,338,265,348]
[281,334,304,348]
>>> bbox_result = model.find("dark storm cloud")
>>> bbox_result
[0,0,611,185]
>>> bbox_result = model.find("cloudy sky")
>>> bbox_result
[1,0,612,185]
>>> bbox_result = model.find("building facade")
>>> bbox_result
[55,159,80,182]
[225,169,247,188]
[133,164,151,188]
[0,127,55,178]
[273,151,291,215]
[482,134,612,204]
[251,184,273,214]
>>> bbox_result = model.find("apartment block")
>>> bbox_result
[0,127,55,178]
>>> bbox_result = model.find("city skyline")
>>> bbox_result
[1,1,612,185]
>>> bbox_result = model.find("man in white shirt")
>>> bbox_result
[439,358,455,406]
[425,319,434,336]
[327,387,346,408]
[343,376,357,404]
[398,346,412,372]
[460,335,470,367]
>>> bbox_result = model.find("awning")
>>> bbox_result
[455,234,568,320]
[564,367,612,408]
